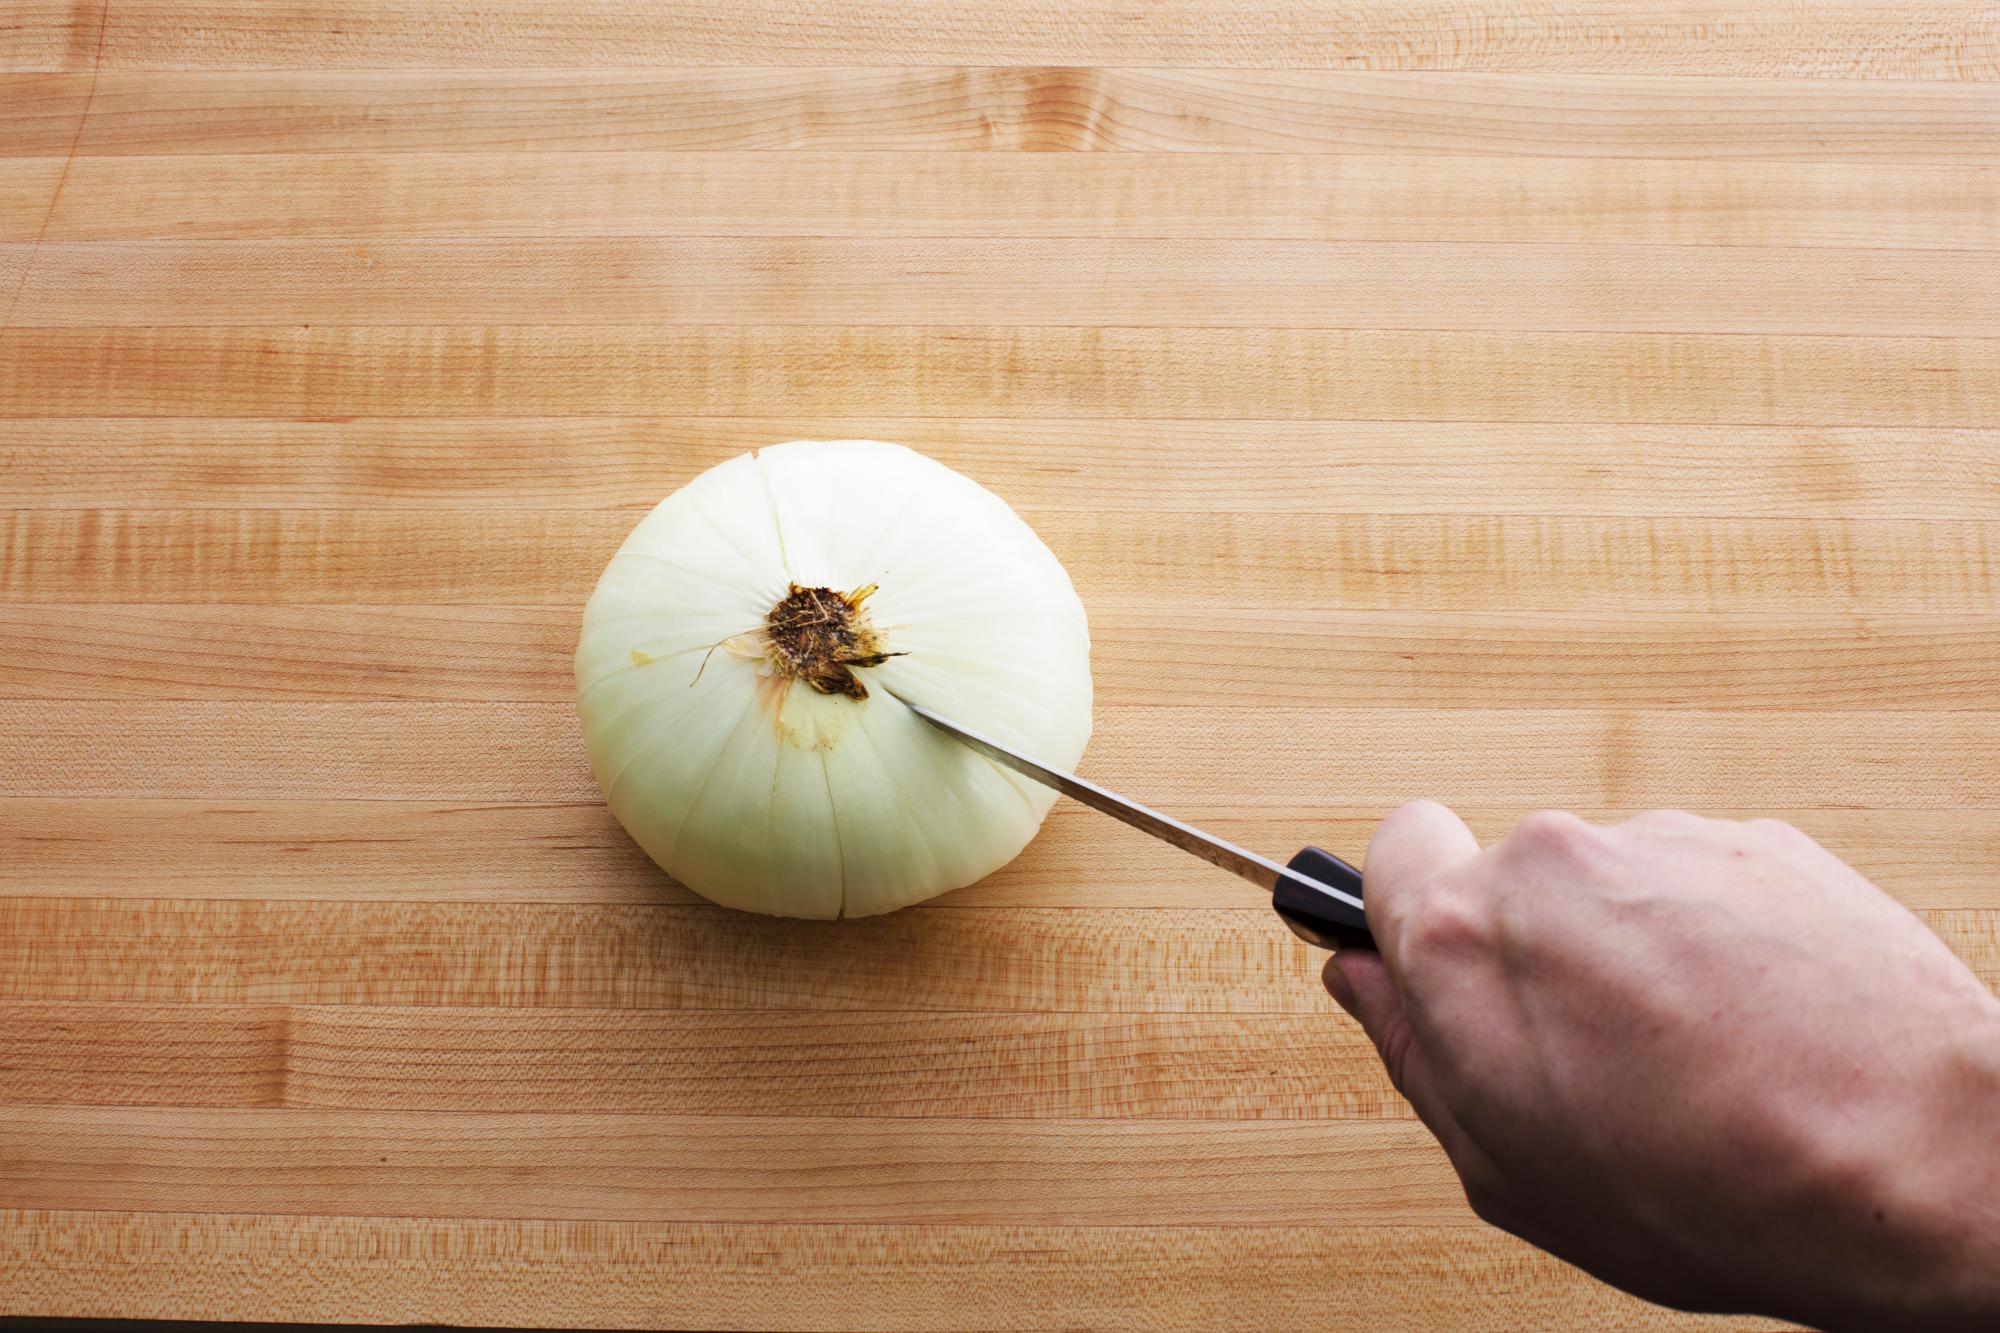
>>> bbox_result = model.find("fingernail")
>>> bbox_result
[1323,954,1357,1012]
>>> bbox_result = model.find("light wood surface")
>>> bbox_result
[2,2,1993,1329]
[6,153,1993,247]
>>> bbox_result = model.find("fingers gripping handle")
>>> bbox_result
[1273,846,1372,950]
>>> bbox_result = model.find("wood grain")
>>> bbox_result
[7,800,1999,911]
[7,700,2000,807]
[8,511,1998,613]
[0,1104,1462,1225]
[0,1211,1778,1331]
[0,897,1990,1011]
[11,605,2000,710]
[6,68,1998,159]
[12,419,1999,518]
[0,1002,1401,1118]
[5,1,1992,75]
[12,239,1997,335]
[5,152,1990,248]
[5,326,1996,423]
[0,898,1323,1012]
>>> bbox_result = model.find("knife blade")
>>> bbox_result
[898,697,1371,949]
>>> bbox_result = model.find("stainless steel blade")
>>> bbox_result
[899,698,1364,912]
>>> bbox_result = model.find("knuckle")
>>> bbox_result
[1511,808,1599,858]
[1745,816,1810,847]
[1402,889,1492,965]
[1627,807,1701,833]
[1374,799,1439,848]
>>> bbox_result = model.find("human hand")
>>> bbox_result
[1328,803,2000,1330]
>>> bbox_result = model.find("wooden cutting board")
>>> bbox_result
[3,4,1996,1329]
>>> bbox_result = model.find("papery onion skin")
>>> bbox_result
[575,440,1092,919]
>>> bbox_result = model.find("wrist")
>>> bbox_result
[1830,999,2000,1331]
[1898,1002,2000,1327]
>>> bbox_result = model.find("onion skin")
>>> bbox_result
[575,440,1092,920]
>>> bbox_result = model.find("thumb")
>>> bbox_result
[1323,948,1430,1103]
[1364,799,1482,953]
[1325,949,1507,1207]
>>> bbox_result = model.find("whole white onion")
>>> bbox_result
[575,440,1093,918]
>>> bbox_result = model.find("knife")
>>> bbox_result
[900,699,1372,950]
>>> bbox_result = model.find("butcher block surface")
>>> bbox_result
[3,3,1998,1329]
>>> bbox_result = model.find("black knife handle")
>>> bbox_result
[1272,846,1372,951]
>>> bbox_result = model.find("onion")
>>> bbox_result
[575,440,1093,918]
